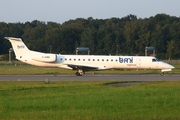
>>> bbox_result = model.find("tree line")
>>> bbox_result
[0,14,180,60]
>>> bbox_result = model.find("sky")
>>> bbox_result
[1,0,180,24]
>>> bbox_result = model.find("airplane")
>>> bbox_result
[5,37,174,76]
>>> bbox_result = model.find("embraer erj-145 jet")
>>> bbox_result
[5,37,174,76]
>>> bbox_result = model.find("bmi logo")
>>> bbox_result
[119,57,133,63]
[17,45,25,49]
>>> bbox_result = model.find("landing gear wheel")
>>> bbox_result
[160,72,164,76]
[76,69,85,76]
[76,72,82,76]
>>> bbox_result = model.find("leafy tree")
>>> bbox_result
[0,14,180,59]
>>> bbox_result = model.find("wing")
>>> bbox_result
[67,64,98,71]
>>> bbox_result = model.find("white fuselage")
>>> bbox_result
[17,50,174,72]
[5,37,174,75]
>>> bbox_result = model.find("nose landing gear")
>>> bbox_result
[160,72,164,76]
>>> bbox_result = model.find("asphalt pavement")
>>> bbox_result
[0,74,179,81]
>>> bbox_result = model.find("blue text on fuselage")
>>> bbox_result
[119,57,133,63]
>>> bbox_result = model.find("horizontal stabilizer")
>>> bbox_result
[4,37,22,41]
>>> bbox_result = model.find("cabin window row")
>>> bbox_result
[60,58,118,62]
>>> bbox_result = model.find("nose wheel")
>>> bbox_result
[160,72,164,76]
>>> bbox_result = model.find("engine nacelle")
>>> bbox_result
[32,54,57,63]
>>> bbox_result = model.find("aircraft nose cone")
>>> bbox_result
[170,65,175,69]
[167,64,175,69]
[163,62,175,69]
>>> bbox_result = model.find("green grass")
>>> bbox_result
[0,63,179,75]
[0,81,180,120]
[0,64,73,75]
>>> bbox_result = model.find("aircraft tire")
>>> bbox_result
[160,72,164,76]
[76,72,82,76]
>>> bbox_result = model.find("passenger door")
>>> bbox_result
[136,58,141,68]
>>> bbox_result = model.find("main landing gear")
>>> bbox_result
[75,69,85,76]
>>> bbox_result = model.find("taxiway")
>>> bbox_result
[0,74,179,81]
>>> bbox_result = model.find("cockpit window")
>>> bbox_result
[152,58,160,62]
[156,58,160,62]
[152,59,156,62]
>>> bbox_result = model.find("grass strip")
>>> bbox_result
[0,81,180,120]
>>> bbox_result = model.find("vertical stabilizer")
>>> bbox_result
[4,37,30,60]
